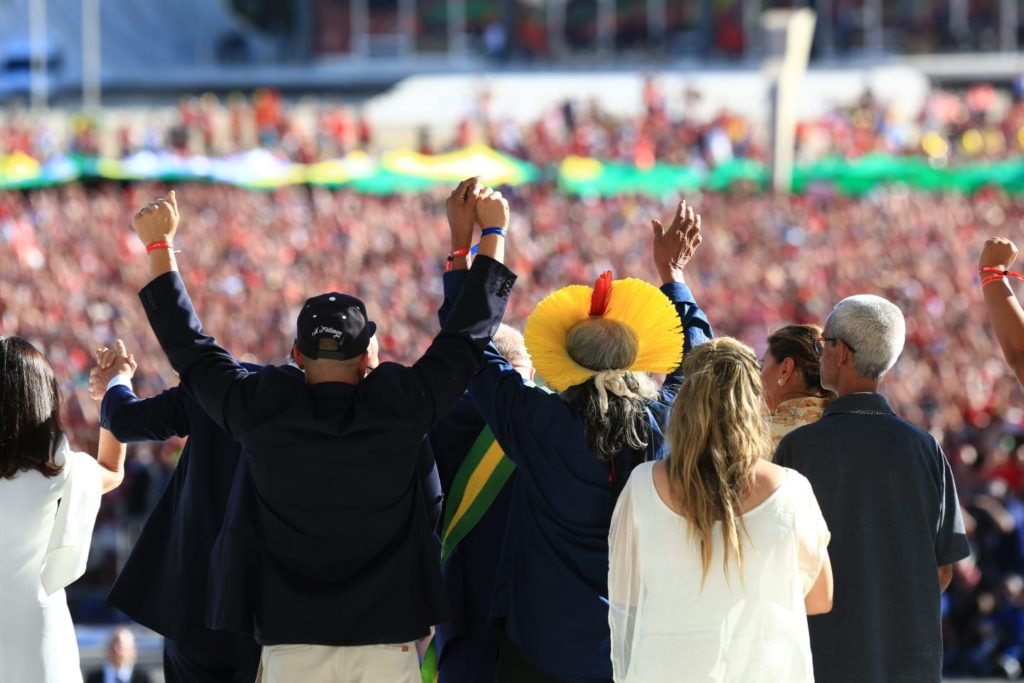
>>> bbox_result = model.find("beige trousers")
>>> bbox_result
[255,642,420,683]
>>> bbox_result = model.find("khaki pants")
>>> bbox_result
[255,642,419,683]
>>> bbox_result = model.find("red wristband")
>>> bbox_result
[981,274,1005,288]
[445,247,471,273]
[146,240,174,254]
[980,266,1024,288]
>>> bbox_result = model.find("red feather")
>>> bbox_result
[589,271,613,317]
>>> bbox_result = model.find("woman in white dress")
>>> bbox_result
[608,337,834,683]
[0,336,128,683]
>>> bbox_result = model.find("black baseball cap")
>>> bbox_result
[295,292,376,361]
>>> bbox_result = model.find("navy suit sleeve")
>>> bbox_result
[384,255,516,433]
[101,384,190,442]
[438,269,559,470]
[658,281,713,402]
[465,343,558,470]
[138,272,264,439]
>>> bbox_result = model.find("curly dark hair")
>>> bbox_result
[0,336,64,479]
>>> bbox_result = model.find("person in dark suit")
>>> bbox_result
[85,627,154,683]
[90,341,443,683]
[428,324,533,683]
[88,342,265,683]
[125,181,515,682]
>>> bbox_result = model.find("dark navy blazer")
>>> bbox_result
[138,256,515,646]
[102,364,264,646]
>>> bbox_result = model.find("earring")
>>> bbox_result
[777,378,785,386]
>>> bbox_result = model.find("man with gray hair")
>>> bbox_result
[775,294,970,683]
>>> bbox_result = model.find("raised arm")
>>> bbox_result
[87,340,135,493]
[384,179,517,432]
[130,191,260,438]
[652,201,713,398]
[436,183,552,458]
[90,342,190,442]
[980,238,1024,387]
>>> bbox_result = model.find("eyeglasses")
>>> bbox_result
[813,336,856,355]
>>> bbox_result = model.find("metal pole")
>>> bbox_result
[82,0,101,110]
[866,0,883,52]
[598,0,615,55]
[742,0,761,58]
[647,0,667,49]
[30,0,48,111]
[351,0,368,56]
[767,9,816,193]
[449,0,467,56]
[1001,0,1018,52]
[293,0,313,61]
[816,0,833,58]
[548,0,567,56]
[399,0,415,55]
[700,0,714,56]
[950,0,968,44]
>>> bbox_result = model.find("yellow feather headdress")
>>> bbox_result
[524,272,685,392]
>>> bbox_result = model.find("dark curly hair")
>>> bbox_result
[0,336,64,479]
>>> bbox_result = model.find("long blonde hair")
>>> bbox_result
[666,337,775,585]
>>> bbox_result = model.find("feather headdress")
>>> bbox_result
[524,271,684,392]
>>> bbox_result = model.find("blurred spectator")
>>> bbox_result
[85,627,152,683]
[3,83,1022,170]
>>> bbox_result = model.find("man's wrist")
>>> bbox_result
[146,239,174,253]
[148,250,178,277]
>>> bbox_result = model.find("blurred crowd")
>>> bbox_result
[2,79,1023,172]
[338,0,1020,60]
[3,182,1024,676]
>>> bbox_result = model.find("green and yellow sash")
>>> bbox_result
[421,425,515,683]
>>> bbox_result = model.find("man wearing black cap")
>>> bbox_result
[127,180,514,682]
[294,293,376,365]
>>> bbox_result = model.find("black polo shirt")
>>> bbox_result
[775,392,971,682]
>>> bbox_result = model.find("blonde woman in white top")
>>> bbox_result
[0,337,128,683]
[608,337,833,683]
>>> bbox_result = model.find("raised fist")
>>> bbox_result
[132,190,180,245]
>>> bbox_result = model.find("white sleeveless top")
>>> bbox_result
[608,462,830,683]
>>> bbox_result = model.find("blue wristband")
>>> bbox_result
[481,227,507,237]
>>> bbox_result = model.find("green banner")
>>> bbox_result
[3,149,1023,195]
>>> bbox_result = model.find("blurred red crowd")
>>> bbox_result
[3,183,1024,673]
